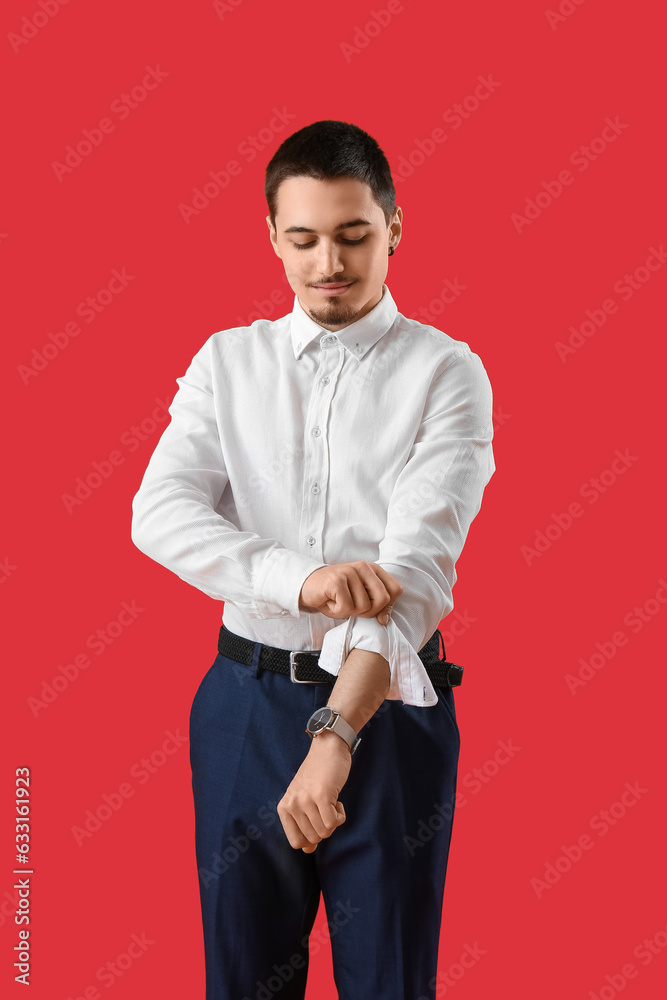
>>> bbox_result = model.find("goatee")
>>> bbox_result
[306,299,360,327]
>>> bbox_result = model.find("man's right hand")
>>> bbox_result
[298,561,402,625]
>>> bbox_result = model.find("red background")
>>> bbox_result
[2,1,665,997]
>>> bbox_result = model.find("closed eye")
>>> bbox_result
[293,237,367,250]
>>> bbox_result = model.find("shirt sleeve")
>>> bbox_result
[316,349,496,706]
[130,337,327,618]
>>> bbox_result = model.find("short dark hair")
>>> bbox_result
[264,119,396,230]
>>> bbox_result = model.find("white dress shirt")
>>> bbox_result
[131,283,495,707]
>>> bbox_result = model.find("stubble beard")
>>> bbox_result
[305,296,360,328]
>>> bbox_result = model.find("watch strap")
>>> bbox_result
[329,711,361,754]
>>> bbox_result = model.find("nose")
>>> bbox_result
[314,240,344,277]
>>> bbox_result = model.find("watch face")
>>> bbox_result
[308,707,333,734]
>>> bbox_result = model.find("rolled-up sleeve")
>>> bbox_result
[130,338,326,617]
[317,349,496,706]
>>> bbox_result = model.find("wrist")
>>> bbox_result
[298,600,319,613]
[308,727,352,756]
[297,587,319,613]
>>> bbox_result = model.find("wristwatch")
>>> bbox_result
[305,706,361,755]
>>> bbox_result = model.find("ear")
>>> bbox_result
[266,215,282,258]
[389,206,403,249]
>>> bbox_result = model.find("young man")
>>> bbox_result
[131,119,495,999]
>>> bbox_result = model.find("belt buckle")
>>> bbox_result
[289,650,320,684]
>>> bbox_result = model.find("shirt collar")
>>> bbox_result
[289,283,398,361]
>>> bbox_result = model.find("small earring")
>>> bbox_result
[388,246,395,256]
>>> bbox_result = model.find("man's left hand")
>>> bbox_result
[277,731,352,852]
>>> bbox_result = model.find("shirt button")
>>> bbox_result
[321,376,330,386]
[312,426,321,437]
[311,484,320,494]
[280,609,289,616]
[306,535,316,546]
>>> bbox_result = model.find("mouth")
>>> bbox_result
[313,281,354,297]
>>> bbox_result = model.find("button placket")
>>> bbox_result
[300,343,344,562]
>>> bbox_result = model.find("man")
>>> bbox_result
[131,119,495,999]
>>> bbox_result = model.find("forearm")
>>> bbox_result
[324,646,390,736]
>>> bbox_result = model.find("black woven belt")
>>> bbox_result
[218,623,463,688]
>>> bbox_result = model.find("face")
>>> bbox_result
[267,175,402,331]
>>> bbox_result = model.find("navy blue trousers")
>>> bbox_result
[189,638,460,1000]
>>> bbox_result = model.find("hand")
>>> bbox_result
[298,561,402,625]
[277,730,352,852]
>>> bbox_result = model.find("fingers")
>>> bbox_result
[370,564,404,603]
[312,562,403,622]
[364,565,402,625]
[352,563,400,620]
[321,566,373,619]
[346,566,383,617]
[278,799,345,852]
[278,809,318,852]
[322,573,355,618]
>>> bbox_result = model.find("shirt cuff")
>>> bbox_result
[317,615,439,707]
[254,548,328,618]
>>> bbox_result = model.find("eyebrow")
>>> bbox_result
[282,217,374,234]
